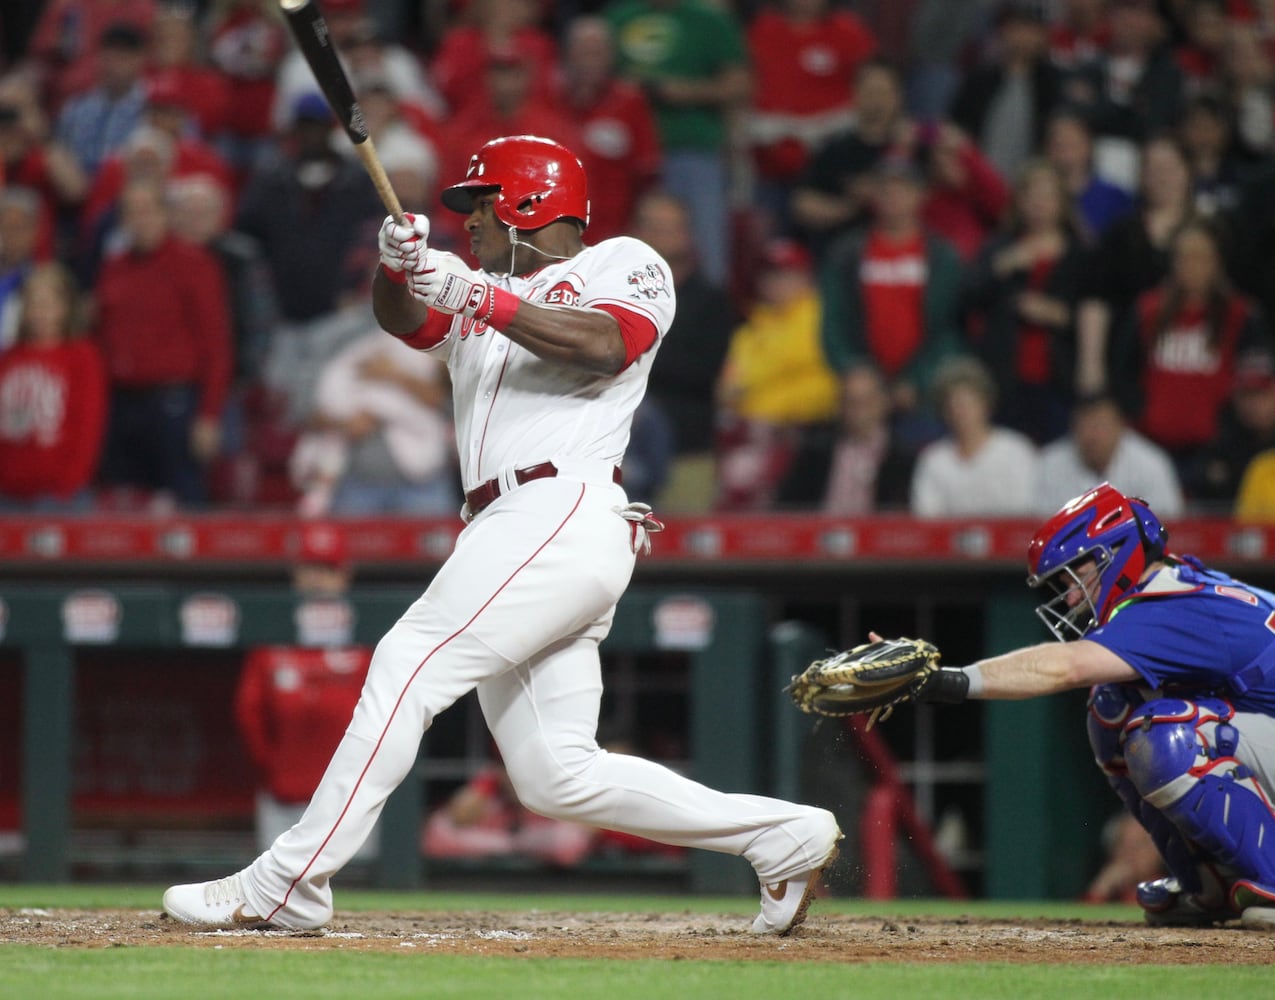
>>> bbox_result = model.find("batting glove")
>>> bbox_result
[378,213,430,277]
[408,249,520,328]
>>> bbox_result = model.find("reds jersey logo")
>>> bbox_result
[543,280,580,306]
[627,264,668,300]
[458,317,491,339]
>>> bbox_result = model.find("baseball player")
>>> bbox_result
[163,135,840,935]
[901,481,1275,927]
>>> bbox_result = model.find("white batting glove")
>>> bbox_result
[409,249,494,316]
[378,213,430,275]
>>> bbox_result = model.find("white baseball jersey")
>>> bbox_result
[422,236,677,491]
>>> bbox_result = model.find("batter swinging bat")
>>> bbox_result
[278,0,404,222]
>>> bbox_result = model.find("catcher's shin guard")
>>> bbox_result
[1123,697,1275,888]
[1087,684,1200,890]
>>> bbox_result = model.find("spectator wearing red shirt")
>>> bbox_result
[235,523,375,855]
[0,73,89,247]
[818,155,964,445]
[433,46,583,252]
[910,120,1012,263]
[81,75,234,246]
[93,178,232,507]
[746,0,877,220]
[0,262,106,511]
[1117,218,1271,473]
[556,17,661,244]
[431,0,558,115]
[23,0,155,113]
[206,0,289,173]
[145,6,231,142]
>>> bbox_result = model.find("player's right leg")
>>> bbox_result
[1087,684,1229,925]
[1119,696,1275,927]
[480,634,841,936]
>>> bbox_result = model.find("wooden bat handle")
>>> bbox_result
[354,136,404,223]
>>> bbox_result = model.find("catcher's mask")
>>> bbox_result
[1026,482,1167,641]
[440,134,590,232]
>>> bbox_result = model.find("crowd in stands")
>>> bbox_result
[3,0,1275,520]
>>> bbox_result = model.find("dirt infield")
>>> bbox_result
[3,907,1274,964]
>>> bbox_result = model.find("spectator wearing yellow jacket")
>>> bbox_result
[715,240,840,510]
[1235,449,1275,522]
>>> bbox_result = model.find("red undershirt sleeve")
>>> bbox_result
[393,309,453,351]
[594,303,658,371]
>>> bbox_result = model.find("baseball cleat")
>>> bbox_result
[750,847,839,936]
[1230,879,1275,929]
[750,823,842,936]
[1136,876,1235,927]
[163,873,277,929]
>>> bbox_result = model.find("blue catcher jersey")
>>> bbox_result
[1088,556,1275,715]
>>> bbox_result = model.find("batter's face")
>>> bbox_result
[464,190,518,274]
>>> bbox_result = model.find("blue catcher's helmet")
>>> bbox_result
[1026,482,1168,641]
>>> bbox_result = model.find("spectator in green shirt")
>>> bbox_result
[606,0,750,287]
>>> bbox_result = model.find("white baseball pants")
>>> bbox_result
[239,475,836,927]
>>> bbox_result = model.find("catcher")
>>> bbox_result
[790,482,1275,928]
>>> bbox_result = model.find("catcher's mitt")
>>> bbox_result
[786,636,941,728]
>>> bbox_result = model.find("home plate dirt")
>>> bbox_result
[2,908,1274,963]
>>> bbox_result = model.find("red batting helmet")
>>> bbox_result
[440,135,590,231]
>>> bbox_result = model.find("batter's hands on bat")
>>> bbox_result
[378,213,430,274]
[410,249,503,320]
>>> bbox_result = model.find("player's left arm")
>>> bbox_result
[497,300,630,376]
[962,639,1140,700]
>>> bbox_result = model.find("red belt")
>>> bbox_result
[464,462,622,517]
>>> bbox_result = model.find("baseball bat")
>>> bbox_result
[278,0,404,222]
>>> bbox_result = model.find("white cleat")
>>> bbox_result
[162,873,277,929]
[751,833,841,936]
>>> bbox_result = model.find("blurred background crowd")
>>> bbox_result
[3,0,1275,521]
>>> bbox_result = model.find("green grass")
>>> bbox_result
[0,886,1250,1000]
[0,949,1268,1000]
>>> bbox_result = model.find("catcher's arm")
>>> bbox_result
[786,634,975,729]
